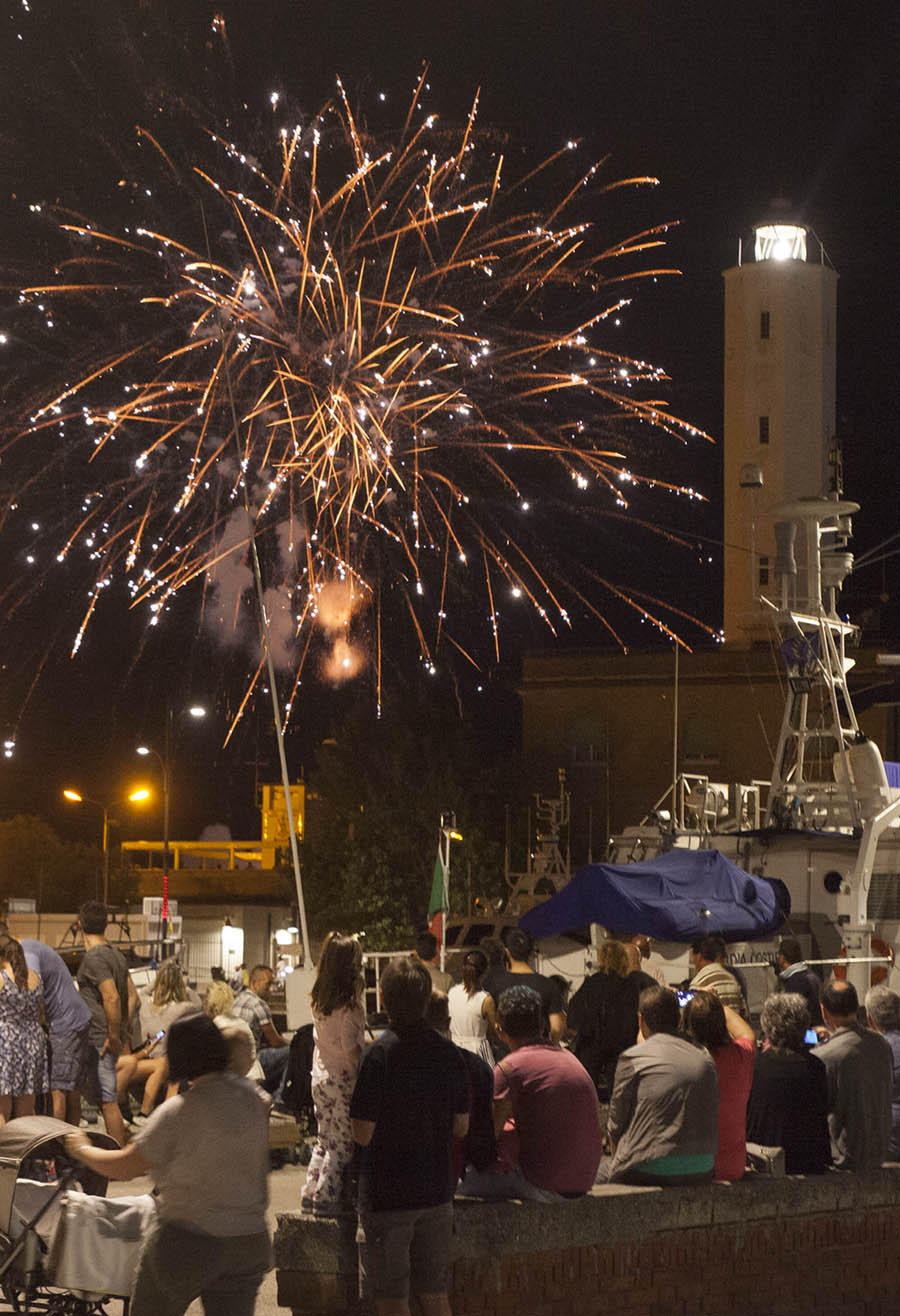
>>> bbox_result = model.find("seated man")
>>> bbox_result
[597,984,719,1186]
[814,979,892,1171]
[232,963,290,1100]
[865,985,900,1160]
[457,984,603,1201]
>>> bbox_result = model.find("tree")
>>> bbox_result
[299,683,521,948]
[0,814,105,912]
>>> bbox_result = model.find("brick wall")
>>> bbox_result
[276,1170,900,1316]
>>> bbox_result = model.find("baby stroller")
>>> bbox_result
[0,1116,150,1315]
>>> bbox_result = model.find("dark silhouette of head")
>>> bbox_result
[381,955,431,1027]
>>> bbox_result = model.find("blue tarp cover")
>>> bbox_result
[519,848,786,943]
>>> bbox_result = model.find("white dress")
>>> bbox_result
[448,984,493,1066]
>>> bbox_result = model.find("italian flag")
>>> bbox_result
[427,848,448,941]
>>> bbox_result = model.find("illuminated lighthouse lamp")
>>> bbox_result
[755,223,807,263]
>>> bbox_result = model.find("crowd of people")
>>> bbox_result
[299,928,900,1316]
[0,902,282,1315]
[3,907,900,1316]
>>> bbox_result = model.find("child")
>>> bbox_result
[300,932,366,1216]
[351,956,469,1316]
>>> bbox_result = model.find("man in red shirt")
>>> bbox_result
[456,984,602,1200]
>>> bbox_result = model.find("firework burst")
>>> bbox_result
[4,72,715,721]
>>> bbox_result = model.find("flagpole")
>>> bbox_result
[440,824,450,973]
[429,814,462,974]
[212,269,311,968]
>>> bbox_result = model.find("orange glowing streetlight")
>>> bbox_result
[62,786,151,904]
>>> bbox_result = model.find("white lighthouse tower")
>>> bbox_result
[722,206,838,641]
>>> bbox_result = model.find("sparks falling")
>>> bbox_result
[5,73,715,713]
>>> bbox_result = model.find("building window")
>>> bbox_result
[759,415,770,445]
[760,310,770,340]
[759,555,770,587]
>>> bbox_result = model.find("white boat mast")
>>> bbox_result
[765,497,863,831]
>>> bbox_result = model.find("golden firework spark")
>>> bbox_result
[7,73,716,717]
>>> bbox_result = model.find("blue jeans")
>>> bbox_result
[258,1045,289,1100]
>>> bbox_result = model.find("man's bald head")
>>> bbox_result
[822,979,858,1020]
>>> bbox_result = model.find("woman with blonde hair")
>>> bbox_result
[205,979,236,1019]
[300,932,366,1216]
[119,959,196,1125]
[567,939,641,1097]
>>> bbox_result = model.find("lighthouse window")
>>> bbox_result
[759,416,770,445]
[758,555,770,586]
[760,311,770,339]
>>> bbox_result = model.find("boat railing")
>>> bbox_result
[641,774,766,837]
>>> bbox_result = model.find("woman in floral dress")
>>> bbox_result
[300,932,365,1216]
[0,934,48,1125]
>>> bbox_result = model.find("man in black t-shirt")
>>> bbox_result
[351,956,468,1316]
[76,901,137,1146]
[484,928,566,1041]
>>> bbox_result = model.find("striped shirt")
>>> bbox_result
[689,962,745,1013]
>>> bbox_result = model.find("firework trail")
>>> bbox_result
[4,71,715,719]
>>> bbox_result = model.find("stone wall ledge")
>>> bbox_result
[276,1163,900,1277]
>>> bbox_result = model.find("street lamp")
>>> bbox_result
[63,786,151,905]
[137,701,207,944]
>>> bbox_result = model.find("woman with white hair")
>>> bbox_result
[205,978,265,1080]
[865,985,900,1159]
[66,1011,271,1316]
[745,992,830,1174]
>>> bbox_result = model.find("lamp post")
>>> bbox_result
[137,702,206,945]
[63,787,150,905]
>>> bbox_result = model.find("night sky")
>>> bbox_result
[1,1,897,844]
